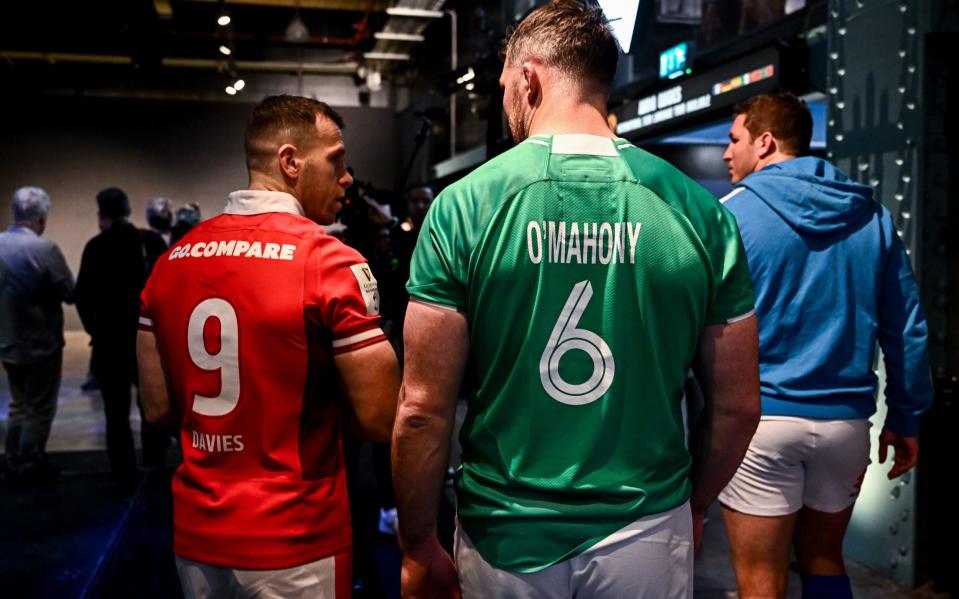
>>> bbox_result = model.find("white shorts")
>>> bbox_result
[455,503,693,599]
[175,552,348,599]
[719,416,871,516]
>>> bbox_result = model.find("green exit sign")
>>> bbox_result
[659,42,691,80]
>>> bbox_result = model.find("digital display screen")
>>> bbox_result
[614,45,780,140]
[659,42,690,80]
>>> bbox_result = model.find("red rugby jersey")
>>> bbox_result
[139,190,385,569]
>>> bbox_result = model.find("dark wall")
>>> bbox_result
[0,95,397,330]
[645,144,734,198]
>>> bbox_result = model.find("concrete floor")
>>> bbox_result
[0,331,943,598]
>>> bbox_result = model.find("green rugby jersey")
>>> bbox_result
[407,134,754,572]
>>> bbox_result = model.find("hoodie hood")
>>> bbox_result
[737,156,876,234]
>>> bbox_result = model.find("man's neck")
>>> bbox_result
[755,152,797,172]
[248,173,294,194]
[14,221,41,235]
[527,93,615,138]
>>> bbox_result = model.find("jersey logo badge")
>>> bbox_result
[350,264,381,316]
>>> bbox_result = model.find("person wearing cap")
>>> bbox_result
[0,186,74,483]
[75,187,168,474]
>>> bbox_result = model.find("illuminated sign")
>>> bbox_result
[659,42,690,80]
[614,46,780,139]
[712,64,775,95]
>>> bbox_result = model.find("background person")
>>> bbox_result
[75,187,153,476]
[718,92,934,599]
[0,186,74,483]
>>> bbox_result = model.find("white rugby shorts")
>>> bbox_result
[455,503,693,598]
[719,416,871,516]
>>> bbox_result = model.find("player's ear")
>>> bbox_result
[523,62,540,107]
[278,144,298,179]
[755,131,776,159]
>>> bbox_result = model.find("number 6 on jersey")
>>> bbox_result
[188,298,241,416]
[539,280,615,405]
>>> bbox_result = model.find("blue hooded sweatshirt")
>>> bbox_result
[722,157,933,436]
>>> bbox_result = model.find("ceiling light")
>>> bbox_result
[374,32,425,42]
[233,78,245,91]
[459,67,475,83]
[363,52,410,61]
[217,14,231,26]
[225,85,237,95]
[218,45,232,56]
[465,82,475,91]
[385,7,443,18]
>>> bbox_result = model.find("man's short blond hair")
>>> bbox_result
[503,0,619,90]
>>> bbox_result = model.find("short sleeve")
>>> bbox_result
[406,193,470,311]
[702,195,756,325]
[308,238,386,354]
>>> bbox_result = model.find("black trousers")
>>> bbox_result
[92,345,170,472]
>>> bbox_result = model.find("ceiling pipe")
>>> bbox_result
[0,51,357,74]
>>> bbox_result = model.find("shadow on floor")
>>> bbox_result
[0,451,179,599]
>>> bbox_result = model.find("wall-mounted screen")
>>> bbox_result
[614,45,780,140]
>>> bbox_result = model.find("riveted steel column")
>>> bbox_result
[827,0,924,587]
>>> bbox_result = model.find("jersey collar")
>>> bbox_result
[225,190,305,217]
[523,134,630,157]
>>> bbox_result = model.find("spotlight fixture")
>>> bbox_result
[455,67,475,85]
[366,69,382,92]
[217,14,231,26]
[225,85,237,95]
[233,78,245,91]
[218,45,232,56]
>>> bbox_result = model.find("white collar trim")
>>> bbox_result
[550,134,619,157]
[224,190,305,217]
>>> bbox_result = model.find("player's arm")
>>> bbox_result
[334,339,399,442]
[137,329,179,432]
[689,314,761,549]
[876,229,933,478]
[392,300,467,599]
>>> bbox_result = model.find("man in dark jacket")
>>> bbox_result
[75,187,169,474]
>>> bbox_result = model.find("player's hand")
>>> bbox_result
[400,538,461,599]
[692,507,706,555]
[878,427,919,479]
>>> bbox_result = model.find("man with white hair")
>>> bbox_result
[0,186,74,483]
